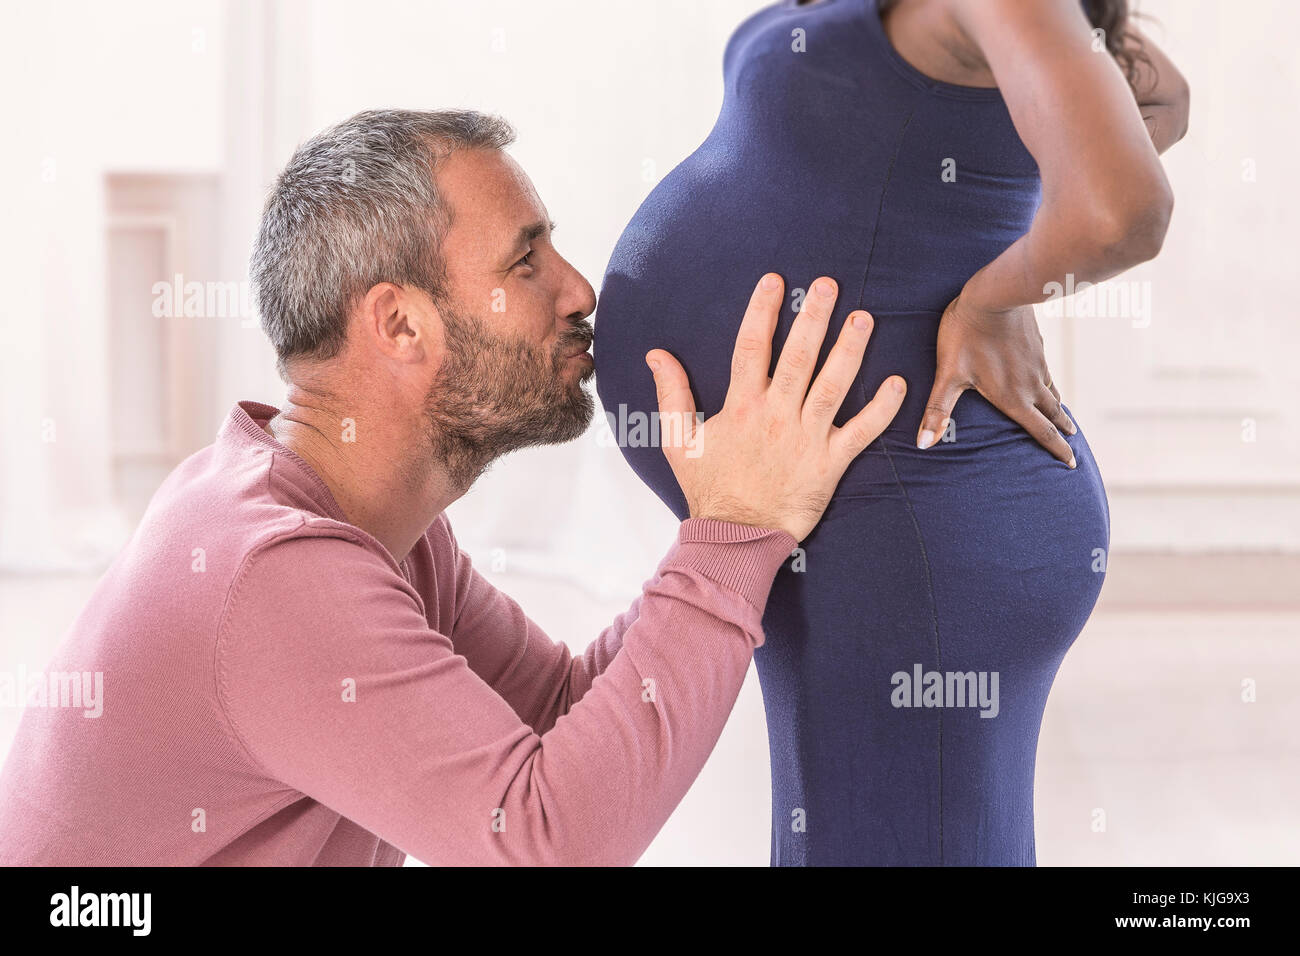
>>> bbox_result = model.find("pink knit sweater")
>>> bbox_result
[0,401,795,865]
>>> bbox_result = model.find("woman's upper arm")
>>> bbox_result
[949,0,1173,245]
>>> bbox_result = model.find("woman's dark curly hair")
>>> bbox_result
[1083,0,1155,92]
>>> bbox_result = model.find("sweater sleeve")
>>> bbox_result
[216,518,795,866]
[434,516,644,737]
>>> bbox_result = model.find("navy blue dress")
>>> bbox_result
[593,0,1110,865]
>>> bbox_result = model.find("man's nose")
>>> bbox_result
[556,255,597,322]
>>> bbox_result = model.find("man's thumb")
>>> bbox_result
[646,350,698,461]
[645,348,687,410]
[917,376,963,449]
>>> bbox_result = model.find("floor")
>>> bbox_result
[1,569,1296,866]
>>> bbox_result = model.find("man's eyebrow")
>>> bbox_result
[500,219,557,267]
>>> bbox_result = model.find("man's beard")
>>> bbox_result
[421,301,595,489]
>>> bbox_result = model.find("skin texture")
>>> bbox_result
[266,148,905,558]
[881,0,1189,463]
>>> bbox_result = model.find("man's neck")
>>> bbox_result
[265,387,463,565]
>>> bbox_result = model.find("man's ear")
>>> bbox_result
[360,282,441,366]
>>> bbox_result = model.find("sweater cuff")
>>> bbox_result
[670,518,798,614]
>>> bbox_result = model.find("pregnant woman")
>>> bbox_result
[594,0,1187,865]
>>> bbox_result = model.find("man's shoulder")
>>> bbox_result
[213,521,419,668]
[231,518,403,595]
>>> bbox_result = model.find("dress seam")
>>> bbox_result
[854,104,915,407]
[878,439,944,864]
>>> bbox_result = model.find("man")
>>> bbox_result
[0,109,905,865]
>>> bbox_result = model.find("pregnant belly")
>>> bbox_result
[595,155,891,434]
[593,156,1109,532]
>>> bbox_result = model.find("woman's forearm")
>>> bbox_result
[961,185,1173,314]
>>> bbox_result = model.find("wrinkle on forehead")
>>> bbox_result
[435,149,549,269]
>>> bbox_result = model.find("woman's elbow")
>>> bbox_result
[1089,182,1175,266]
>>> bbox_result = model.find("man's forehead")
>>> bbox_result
[437,148,544,234]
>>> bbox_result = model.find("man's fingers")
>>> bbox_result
[770,276,837,406]
[917,374,965,449]
[646,349,698,462]
[1006,402,1076,468]
[830,375,907,466]
[1037,387,1076,438]
[725,273,784,403]
[801,310,875,431]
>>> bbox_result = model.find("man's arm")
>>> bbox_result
[433,512,648,736]
[217,520,793,866]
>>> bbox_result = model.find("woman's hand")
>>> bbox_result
[917,294,1077,467]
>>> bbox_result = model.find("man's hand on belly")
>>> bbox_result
[644,273,906,543]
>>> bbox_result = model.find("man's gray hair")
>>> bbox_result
[250,108,516,380]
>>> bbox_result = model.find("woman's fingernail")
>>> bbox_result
[1068,455,1077,469]
[815,278,835,297]
[917,430,936,449]
[761,273,779,290]
[853,312,870,330]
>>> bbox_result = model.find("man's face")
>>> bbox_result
[423,148,598,482]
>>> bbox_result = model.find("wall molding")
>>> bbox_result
[1096,550,1300,610]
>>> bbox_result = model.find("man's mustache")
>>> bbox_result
[556,319,594,355]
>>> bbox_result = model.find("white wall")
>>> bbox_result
[0,0,225,568]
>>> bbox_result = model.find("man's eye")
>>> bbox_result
[516,251,534,269]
